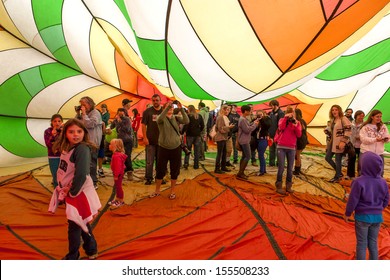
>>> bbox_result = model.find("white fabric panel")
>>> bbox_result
[349,71,390,115]
[168,0,255,101]
[0,48,53,84]
[3,0,52,56]
[148,68,169,87]
[62,0,100,80]
[299,62,390,99]
[27,119,51,147]
[344,15,390,55]
[83,0,141,57]
[27,75,103,118]
[0,146,46,168]
[124,0,168,40]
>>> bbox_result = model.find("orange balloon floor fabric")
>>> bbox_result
[1,147,390,260]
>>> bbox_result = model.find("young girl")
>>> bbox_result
[44,114,63,186]
[108,139,127,208]
[50,118,101,260]
[344,151,389,260]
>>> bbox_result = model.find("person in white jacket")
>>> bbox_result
[359,109,390,176]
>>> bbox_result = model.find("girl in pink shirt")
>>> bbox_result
[109,139,127,209]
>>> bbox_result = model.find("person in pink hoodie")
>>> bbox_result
[275,107,302,195]
[108,139,127,209]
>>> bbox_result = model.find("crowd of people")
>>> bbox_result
[43,95,389,260]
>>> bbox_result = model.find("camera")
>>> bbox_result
[74,105,82,112]
[172,100,179,105]
[56,128,62,133]
[288,117,296,124]
[181,143,191,156]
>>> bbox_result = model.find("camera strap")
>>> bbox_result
[166,117,181,138]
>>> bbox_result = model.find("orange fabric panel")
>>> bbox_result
[115,51,139,94]
[241,0,324,72]
[293,0,389,69]
[1,170,390,260]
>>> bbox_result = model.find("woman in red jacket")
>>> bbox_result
[132,108,141,148]
[275,107,302,194]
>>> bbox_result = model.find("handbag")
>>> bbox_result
[340,118,355,157]
[343,141,355,158]
[209,124,217,141]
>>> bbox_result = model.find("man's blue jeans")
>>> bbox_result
[355,220,381,260]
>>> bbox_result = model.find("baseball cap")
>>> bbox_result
[122,98,132,106]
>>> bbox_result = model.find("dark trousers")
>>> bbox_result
[124,140,133,172]
[215,140,227,171]
[156,145,182,180]
[64,220,97,260]
[90,150,98,185]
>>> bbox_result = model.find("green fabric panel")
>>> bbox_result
[40,25,66,54]
[32,0,63,29]
[19,67,45,97]
[136,38,166,70]
[0,116,46,157]
[167,45,215,100]
[114,0,132,29]
[317,39,390,80]
[40,63,81,86]
[33,0,80,72]
[53,46,81,71]
[0,75,30,117]
[373,87,390,152]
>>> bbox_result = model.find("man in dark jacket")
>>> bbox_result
[268,100,285,166]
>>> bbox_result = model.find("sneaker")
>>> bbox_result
[98,169,105,178]
[183,164,189,170]
[108,200,116,206]
[94,184,98,190]
[161,179,167,185]
[111,201,124,209]
[88,253,98,260]
[226,161,233,167]
[233,160,238,164]
[145,179,152,185]
[252,162,258,167]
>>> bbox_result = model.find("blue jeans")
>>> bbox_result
[355,221,381,260]
[184,136,201,168]
[276,147,295,183]
[325,149,343,178]
[64,220,97,260]
[145,144,158,181]
[48,157,60,186]
[257,139,268,174]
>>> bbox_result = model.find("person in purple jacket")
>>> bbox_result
[44,114,63,187]
[344,151,389,260]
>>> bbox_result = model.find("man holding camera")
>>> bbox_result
[77,96,103,189]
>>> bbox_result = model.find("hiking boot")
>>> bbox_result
[145,179,153,185]
[275,181,286,195]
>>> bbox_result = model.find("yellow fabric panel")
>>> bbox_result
[90,21,120,88]
[0,3,25,43]
[58,85,122,118]
[0,31,29,51]
[97,19,153,81]
[181,0,281,92]
[266,7,388,92]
